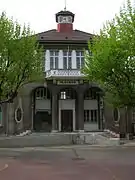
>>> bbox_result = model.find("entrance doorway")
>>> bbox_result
[32,87,52,132]
[61,110,73,132]
[34,111,52,132]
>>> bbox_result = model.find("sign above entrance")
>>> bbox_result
[57,80,79,85]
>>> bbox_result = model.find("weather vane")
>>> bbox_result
[64,0,67,11]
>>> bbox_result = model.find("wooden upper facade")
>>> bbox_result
[35,9,94,79]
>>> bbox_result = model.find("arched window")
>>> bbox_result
[59,88,76,100]
[35,87,51,100]
[84,89,97,100]
[0,106,2,126]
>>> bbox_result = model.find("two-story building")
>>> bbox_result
[0,9,122,135]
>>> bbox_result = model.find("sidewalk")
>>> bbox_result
[123,140,135,147]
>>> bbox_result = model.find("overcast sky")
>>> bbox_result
[0,0,130,34]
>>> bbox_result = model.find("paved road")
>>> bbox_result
[0,146,135,180]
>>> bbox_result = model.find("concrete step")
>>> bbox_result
[0,132,120,148]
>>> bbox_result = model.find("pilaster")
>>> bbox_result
[51,91,58,132]
[77,86,84,131]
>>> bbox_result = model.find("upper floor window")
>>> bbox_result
[63,50,72,69]
[50,50,59,69]
[60,91,66,99]
[76,50,84,69]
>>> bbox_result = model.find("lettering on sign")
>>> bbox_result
[57,80,79,85]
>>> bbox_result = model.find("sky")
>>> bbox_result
[0,0,131,34]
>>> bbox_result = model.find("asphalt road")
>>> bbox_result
[0,146,135,180]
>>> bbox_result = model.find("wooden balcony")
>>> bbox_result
[46,69,85,78]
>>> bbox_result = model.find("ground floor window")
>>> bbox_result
[84,110,97,123]
[0,106,2,126]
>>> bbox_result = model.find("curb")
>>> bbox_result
[0,144,135,150]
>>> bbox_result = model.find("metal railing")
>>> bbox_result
[46,69,85,78]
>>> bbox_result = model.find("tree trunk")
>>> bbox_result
[126,106,133,140]
[119,107,126,140]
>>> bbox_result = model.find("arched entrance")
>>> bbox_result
[58,88,77,132]
[33,87,52,132]
[84,87,103,131]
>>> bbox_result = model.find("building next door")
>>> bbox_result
[61,110,73,132]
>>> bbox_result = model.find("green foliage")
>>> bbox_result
[84,0,135,107]
[0,12,43,103]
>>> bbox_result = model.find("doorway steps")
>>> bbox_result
[0,132,119,148]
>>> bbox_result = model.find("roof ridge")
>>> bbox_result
[74,29,94,36]
[35,29,56,35]
[37,29,94,41]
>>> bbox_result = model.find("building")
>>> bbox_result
[0,9,123,135]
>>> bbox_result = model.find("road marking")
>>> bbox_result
[0,164,8,172]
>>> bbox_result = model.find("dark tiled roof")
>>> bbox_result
[36,29,94,42]
[56,10,74,16]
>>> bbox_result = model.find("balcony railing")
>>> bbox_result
[46,69,85,78]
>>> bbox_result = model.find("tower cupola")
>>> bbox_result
[55,9,75,33]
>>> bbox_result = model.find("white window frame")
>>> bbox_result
[63,50,72,69]
[50,50,59,70]
[60,91,66,99]
[15,107,23,123]
[58,16,72,24]
[76,50,84,69]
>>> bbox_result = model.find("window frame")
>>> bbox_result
[35,87,49,100]
[15,107,23,123]
[50,50,59,70]
[76,50,84,69]
[63,50,72,70]
[84,89,97,100]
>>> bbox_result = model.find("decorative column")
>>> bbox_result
[77,90,84,132]
[97,93,101,130]
[51,90,58,132]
